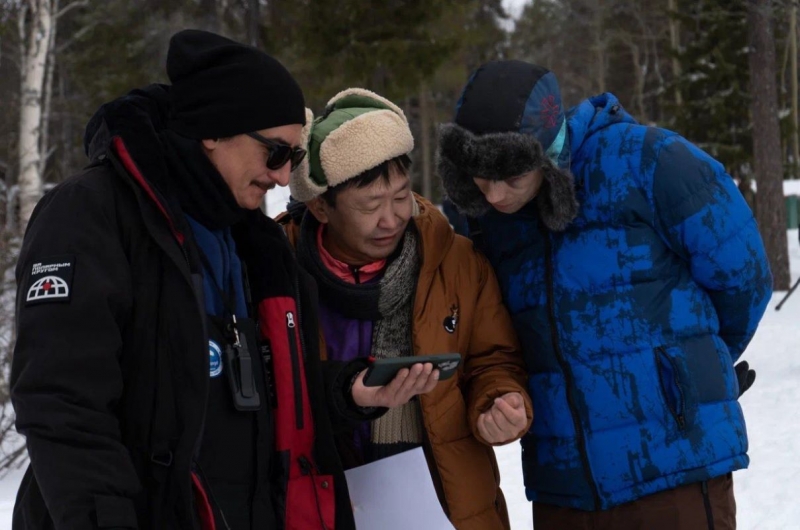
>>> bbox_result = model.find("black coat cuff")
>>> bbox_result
[329,359,387,424]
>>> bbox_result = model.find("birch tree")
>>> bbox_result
[16,0,85,230]
[17,0,55,229]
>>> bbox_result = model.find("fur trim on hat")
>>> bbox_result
[320,109,414,188]
[437,122,579,231]
[290,88,413,201]
[326,87,407,121]
[535,164,580,231]
[290,107,327,201]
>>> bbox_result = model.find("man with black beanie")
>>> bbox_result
[10,29,369,529]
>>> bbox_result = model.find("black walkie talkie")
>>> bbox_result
[225,315,261,411]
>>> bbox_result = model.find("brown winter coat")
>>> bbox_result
[283,195,533,530]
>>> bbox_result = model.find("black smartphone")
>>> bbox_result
[362,353,462,387]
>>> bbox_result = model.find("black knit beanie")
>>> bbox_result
[166,29,306,139]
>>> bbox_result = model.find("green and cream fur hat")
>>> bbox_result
[289,88,414,202]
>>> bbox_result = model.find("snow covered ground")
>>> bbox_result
[0,222,797,528]
[785,179,800,196]
[0,467,20,527]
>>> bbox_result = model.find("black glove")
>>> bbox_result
[734,361,756,397]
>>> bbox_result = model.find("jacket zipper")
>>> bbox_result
[655,347,687,430]
[542,228,602,510]
[290,269,312,426]
[292,273,308,365]
[293,268,331,529]
[286,310,304,429]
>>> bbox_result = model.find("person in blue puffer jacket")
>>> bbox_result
[436,60,773,530]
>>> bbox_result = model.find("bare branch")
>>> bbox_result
[41,145,56,164]
[56,21,94,53]
[0,444,27,476]
[55,0,86,19]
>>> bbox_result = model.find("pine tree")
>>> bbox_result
[296,0,457,105]
[670,0,752,177]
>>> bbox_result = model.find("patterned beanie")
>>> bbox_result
[289,88,414,201]
[436,60,578,230]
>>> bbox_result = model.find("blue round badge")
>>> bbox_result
[209,340,223,378]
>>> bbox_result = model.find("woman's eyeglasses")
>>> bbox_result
[245,132,307,171]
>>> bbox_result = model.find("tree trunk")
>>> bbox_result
[668,0,683,106]
[39,0,59,181]
[780,33,789,162]
[593,7,606,93]
[371,64,387,96]
[58,64,71,182]
[18,0,55,229]
[629,41,647,122]
[419,84,433,200]
[246,0,260,48]
[791,4,799,177]
[748,0,790,290]
[196,0,220,33]
[0,172,7,234]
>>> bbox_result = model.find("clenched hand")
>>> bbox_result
[351,363,440,408]
[477,392,528,444]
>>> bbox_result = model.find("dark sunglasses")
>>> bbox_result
[245,131,307,171]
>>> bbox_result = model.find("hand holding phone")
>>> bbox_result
[362,353,462,387]
[351,362,438,409]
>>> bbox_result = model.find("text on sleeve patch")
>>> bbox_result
[25,255,75,306]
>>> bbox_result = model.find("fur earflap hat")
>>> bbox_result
[437,60,578,231]
[289,88,414,201]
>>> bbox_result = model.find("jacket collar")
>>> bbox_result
[568,93,637,156]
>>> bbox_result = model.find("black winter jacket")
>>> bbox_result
[10,86,358,530]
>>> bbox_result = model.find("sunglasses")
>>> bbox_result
[245,132,307,171]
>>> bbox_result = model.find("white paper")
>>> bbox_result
[344,447,456,530]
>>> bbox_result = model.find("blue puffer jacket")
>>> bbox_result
[475,93,773,510]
